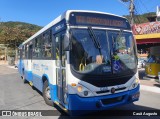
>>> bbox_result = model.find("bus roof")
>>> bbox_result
[21,10,128,46]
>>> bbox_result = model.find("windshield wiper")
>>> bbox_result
[88,26,107,64]
[88,26,101,49]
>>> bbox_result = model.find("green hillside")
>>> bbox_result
[124,12,156,24]
[0,21,42,48]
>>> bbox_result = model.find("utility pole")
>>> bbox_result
[129,0,135,25]
[121,0,135,25]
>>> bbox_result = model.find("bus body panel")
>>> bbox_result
[17,10,140,115]
[66,65,139,94]
[23,60,33,81]
[68,85,140,111]
[18,59,24,76]
[31,60,56,92]
[18,59,56,93]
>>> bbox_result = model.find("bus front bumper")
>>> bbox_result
[68,84,140,111]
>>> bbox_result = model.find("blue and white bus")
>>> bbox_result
[18,10,140,115]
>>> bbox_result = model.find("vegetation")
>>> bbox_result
[0,21,42,48]
[124,12,156,24]
[0,21,42,57]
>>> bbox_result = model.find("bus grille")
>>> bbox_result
[96,87,126,94]
[84,76,132,87]
[101,96,124,105]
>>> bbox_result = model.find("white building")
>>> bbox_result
[157,6,160,21]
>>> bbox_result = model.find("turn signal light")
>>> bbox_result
[77,86,82,92]
[71,83,76,87]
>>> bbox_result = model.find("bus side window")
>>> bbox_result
[33,37,42,58]
[22,46,25,59]
[42,30,52,58]
[18,48,22,60]
[25,44,28,59]
[28,43,33,60]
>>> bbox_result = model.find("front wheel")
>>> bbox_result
[43,80,53,106]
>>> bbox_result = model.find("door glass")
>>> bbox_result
[61,34,66,67]
[55,32,66,67]
[55,36,60,67]
[54,31,67,104]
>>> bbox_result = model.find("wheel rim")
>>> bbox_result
[45,86,51,99]
[22,75,25,80]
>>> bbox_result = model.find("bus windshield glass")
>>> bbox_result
[109,30,137,74]
[71,28,137,75]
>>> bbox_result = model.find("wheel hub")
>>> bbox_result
[45,86,51,99]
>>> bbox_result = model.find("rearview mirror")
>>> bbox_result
[63,33,70,51]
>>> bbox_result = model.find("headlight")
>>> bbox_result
[129,78,140,90]
[76,84,94,97]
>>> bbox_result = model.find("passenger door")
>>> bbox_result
[55,31,67,105]
[27,43,33,81]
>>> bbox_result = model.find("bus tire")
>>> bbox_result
[43,80,53,106]
[22,70,27,83]
[23,76,27,83]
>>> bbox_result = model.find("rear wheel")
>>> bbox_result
[22,70,27,83]
[43,80,53,106]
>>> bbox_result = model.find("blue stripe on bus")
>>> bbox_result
[20,69,43,92]
[24,70,32,81]
[19,68,57,103]
[18,60,24,75]
[68,84,140,111]
[21,70,56,101]
[50,85,58,102]
[49,84,69,109]
[32,74,43,92]
[42,74,50,84]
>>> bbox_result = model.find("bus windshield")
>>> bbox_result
[71,28,137,75]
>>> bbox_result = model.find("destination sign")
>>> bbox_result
[69,12,131,30]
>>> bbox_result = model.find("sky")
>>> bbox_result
[0,0,160,26]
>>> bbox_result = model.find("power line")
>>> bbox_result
[118,0,135,24]
[117,0,129,8]
[118,0,143,24]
